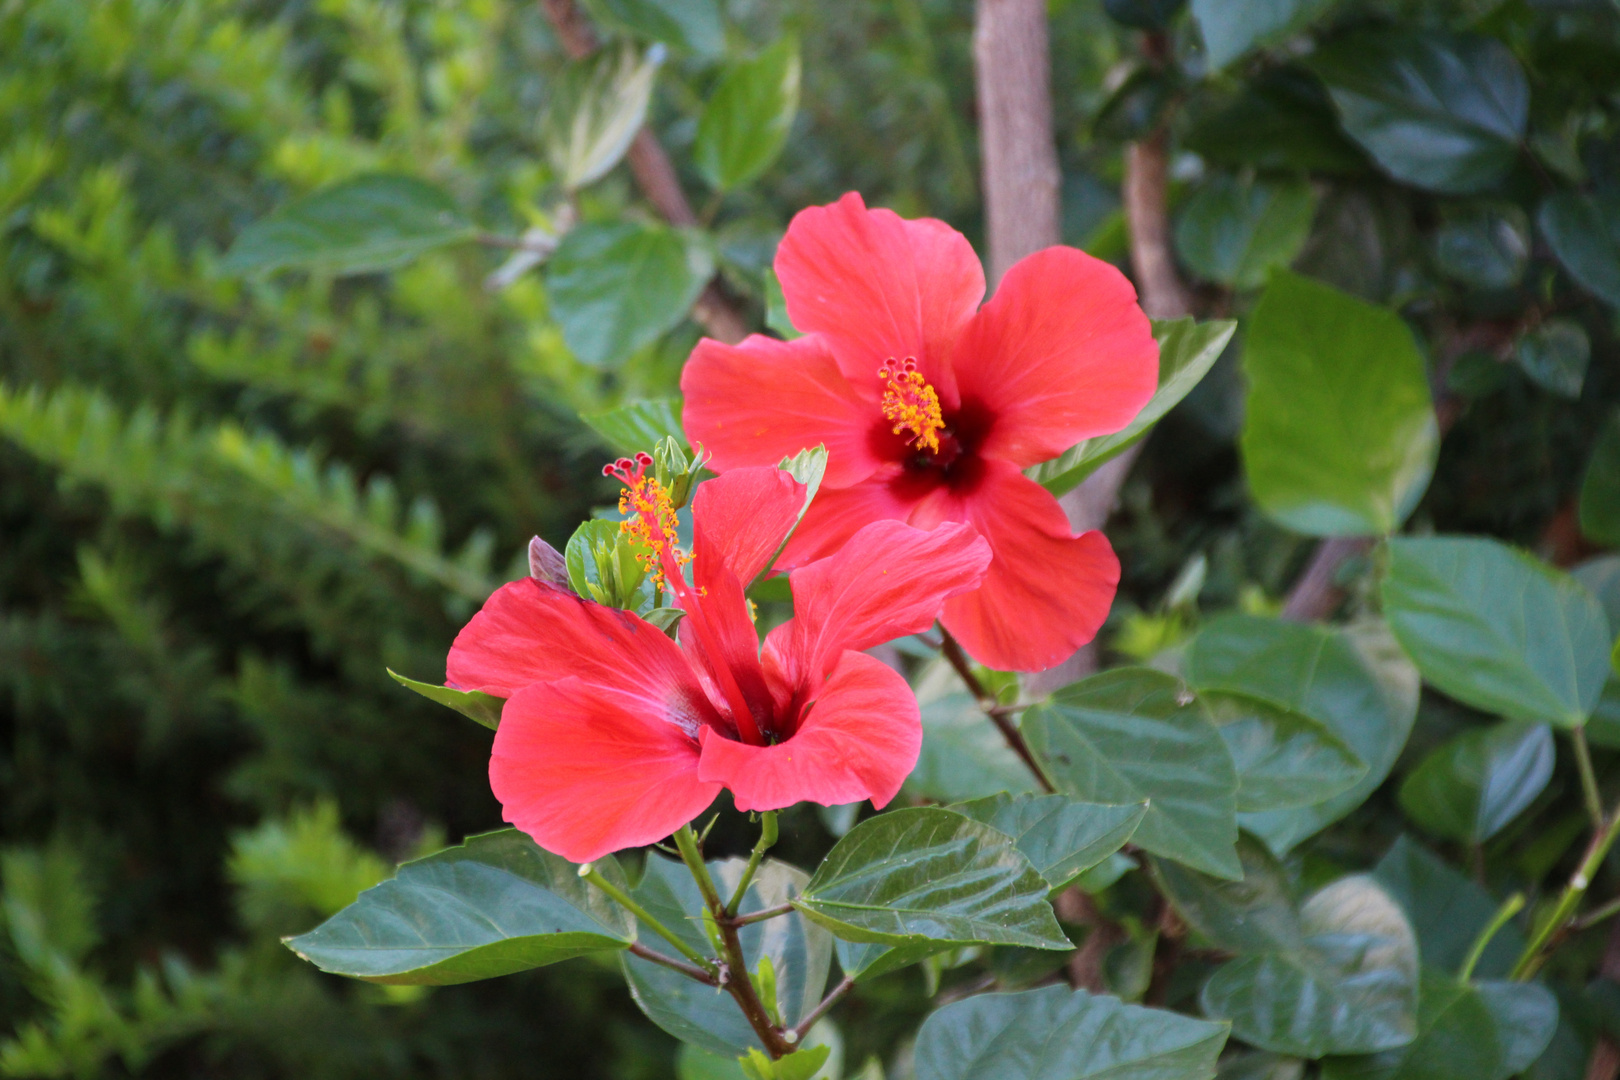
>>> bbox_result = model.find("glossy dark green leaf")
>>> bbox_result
[1540,191,1620,309]
[1372,836,1525,979]
[1516,319,1590,399]
[545,221,714,367]
[1321,971,1557,1080]
[386,668,502,730]
[542,43,662,190]
[906,662,1040,803]
[284,829,632,984]
[223,174,475,277]
[1187,616,1420,855]
[1025,668,1242,880]
[1155,839,1301,956]
[1184,68,1368,175]
[1190,0,1337,70]
[1175,175,1317,290]
[1433,204,1530,290]
[1203,689,1366,812]
[1094,69,1178,143]
[951,794,1146,891]
[1309,32,1527,194]
[623,856,831,1056]
[580,397,686,455]
[914,984,1229,1080]
[1103,0,1186,30]
[1201,876,1420,1056]
[1397,721,1554,843]
[586,0,723,58]
[1383,536,1611,726]
[1034,318,1235,495]
[1580,416,1620,547]
[793,808,1069,951]
[1242,272,1438,536]
[694,37,801,192]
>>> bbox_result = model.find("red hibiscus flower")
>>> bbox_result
[682,193,1159,672]
[445,459,991,863]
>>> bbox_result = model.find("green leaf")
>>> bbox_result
[1516,319,1590,399]
[581,397,687,455]
[542,43,662,191]
[793,808,1070,951]
[1202,690,1366,812]
[914,984,1230,1080]
[1034,318,1236,496]
[1580,414,1620,547]
[1184,67,1368,175]
[1309,31,1527,195]
[1433,204,1529,290]
[1541,192,1620,309]
[738,1045,831,1080]
[1103,0,1187,30]
[1241,271,1438,537]
[222,174,476,277]
[1024,668,1242,880]
[1382,536,1611,726]
[1155,839,1301,956]
[1372,835,1526,979]
[623,856,831,1055]
[1219,1054,1305,1080]
[694,38,801,192]
[283,829,633,984]
[546,221,714,367]
[1175,175,1317,290]
[1186,616,1420,856]
[763,268,801,340]
[1190,0,1337,70]
[1397,721,1554,844]
[386,668,502,730]
[1321,971,1557,1080]
[950,794,1146,892]
[905,661,1041,803]
[585,0,723,58]
[1200,875,1420,1057]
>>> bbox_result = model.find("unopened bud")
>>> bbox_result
[529,536,570,588]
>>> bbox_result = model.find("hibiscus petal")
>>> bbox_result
[950,246,1159,467]
[681,334,884,489]
[766,518,991,684]
[696,652,920,811]
[934,460,1121,672]
[775,192,984,400]
[773,466,914,568]
[446,579,721,730]
[690,465,809,589]
[490,678,718,863]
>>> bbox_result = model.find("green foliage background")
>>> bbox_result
[5,0,1620,1076]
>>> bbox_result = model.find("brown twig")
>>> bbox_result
[791,975,855,1042]
[939,628,1054,792]
[1054,887,1122,992]
[627,941,719,984]
[537,0,747,345]
[729,902,795,927]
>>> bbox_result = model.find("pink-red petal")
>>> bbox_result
[774,192,983,400]
[773,466,915,569]
[925,460,1121,672]
[681,335,883,489]
[690,466,808,591]
[766,518,991,684]
[696,652,920,811]
[446,578,720,730]
[490,678,718,863]
[950,246,1159,467]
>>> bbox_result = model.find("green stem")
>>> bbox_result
[1512,796,1620,980]
[1459,892,1524,982]
[726,812,779,918]
[581,865,716,975]
[1573,893,1620,933]
[673,824,724,914]
[1574,727,1605,830]
[730,903,795,927]
[938,626,1054,794]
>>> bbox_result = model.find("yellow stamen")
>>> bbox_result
[879,358,944,453]
[606,455,691,587]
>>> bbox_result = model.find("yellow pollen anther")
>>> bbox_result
[879,358,944,454]
[605,455,691,587]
